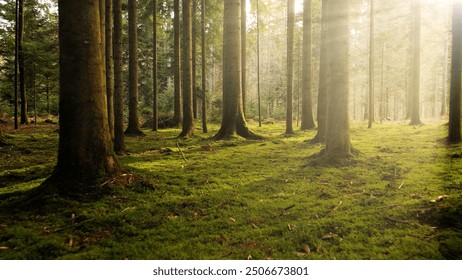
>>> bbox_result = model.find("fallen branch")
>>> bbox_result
[176,142,188,164]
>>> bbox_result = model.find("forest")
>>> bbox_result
[0,0,462,260]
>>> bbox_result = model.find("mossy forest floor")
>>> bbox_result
[1,121,462,260]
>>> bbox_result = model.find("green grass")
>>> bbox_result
[1,122,461,259]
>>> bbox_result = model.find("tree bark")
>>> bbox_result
[125,0,144,135]
[201,0,208,133]
[173,0,182,126]
[106,0,115,136]
[449,2,462,143]
[179,0,195,137]
[18,0,29,125]
[311,0,329,143]
[410,0,422,125]
[241,0,247,116]
[14,0,19,129]
[285,0,295,135]
[368,0,375,129]
[192,0,198,120]
[214,0,261,140]
[113,0,126,153]
[300,0,315,131]
[323,0,352,161]
[51,0,120,185]
[152,0,158,131]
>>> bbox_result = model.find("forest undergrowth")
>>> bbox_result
[0,121,462,259]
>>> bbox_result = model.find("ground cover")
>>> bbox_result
[0,122,461,259]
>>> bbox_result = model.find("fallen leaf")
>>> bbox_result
[247,255,253,260]
[302,244,311,254]
[251,223,259,229]
[287,224,296,231]
[230,217,236,223]
[322,232,339,240]
[295,252,306,257]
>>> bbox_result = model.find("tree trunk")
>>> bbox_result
[152,0,158,131]
[214,0,261,140]
[410,0,422,125]
[257,0,262,127]
[125,0,144,135]
[285,0,295,135]
[311,0,329,143]
[323,0,352,161]
[14,0,19,129]
[368,0,375,129]
[19,0,29,125]
[300,0,315,131]
[201,0,208,133]
[192,0,198,120]
[449,2,462,143]
[51,0,120,185]
[106,0,115,136]
[173,0,182,126]
[179,0,195,137]
[241,0,247,116]
[113,0,126,153]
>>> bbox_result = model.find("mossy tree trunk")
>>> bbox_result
[214,0,261,140]
[241,0,247,116]
[179,0,195,138]
[323,0,352,161]
[300,0,315,131]
[51,0,120,185]
[192,0,198,120]
[311,0,328,143]
[125,0,144,135]
[113,0,126,153]
[285,0,295,135]
[449,2,462,144]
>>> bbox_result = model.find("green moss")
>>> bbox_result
[1,122,462,259]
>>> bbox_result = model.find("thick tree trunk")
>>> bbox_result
[449,2,462,143]
[410,0,422,125]
[192,0,198,120]
[106,0,115,136]
[241,0,247,116]
[113,0,126,153]
[125,0,144,135]
[173,0,182,126]
[311,0,329,143]
[18,0,29,125]
[152,0,158,131]
[300,0,315,131]
[52,0,120,185]
[179,0,195,137]
[286,0,295,135]
[14,0,19,129]
[214,0,261,140]
[323,0,352,161]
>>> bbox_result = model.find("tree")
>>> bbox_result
[285,0,295,135]
[47,0,120,187]
[448,1,462,144]
[323,0,352,160]
[410,0,422,125]
[152,0,158,132]
[214,0,261,140]
[18,0,29,125]
[201,0,208,133]
[368,0,375,129]
[125,0,144,135]
[113,0,126,153]
[173,0,182,126]
[14,0,19,129]
[242,0,247,116]
[179,0,195,137]
[192,0,198,119]
[300,0,315,131]
[311,0,329,143]
[106,0,114,136]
